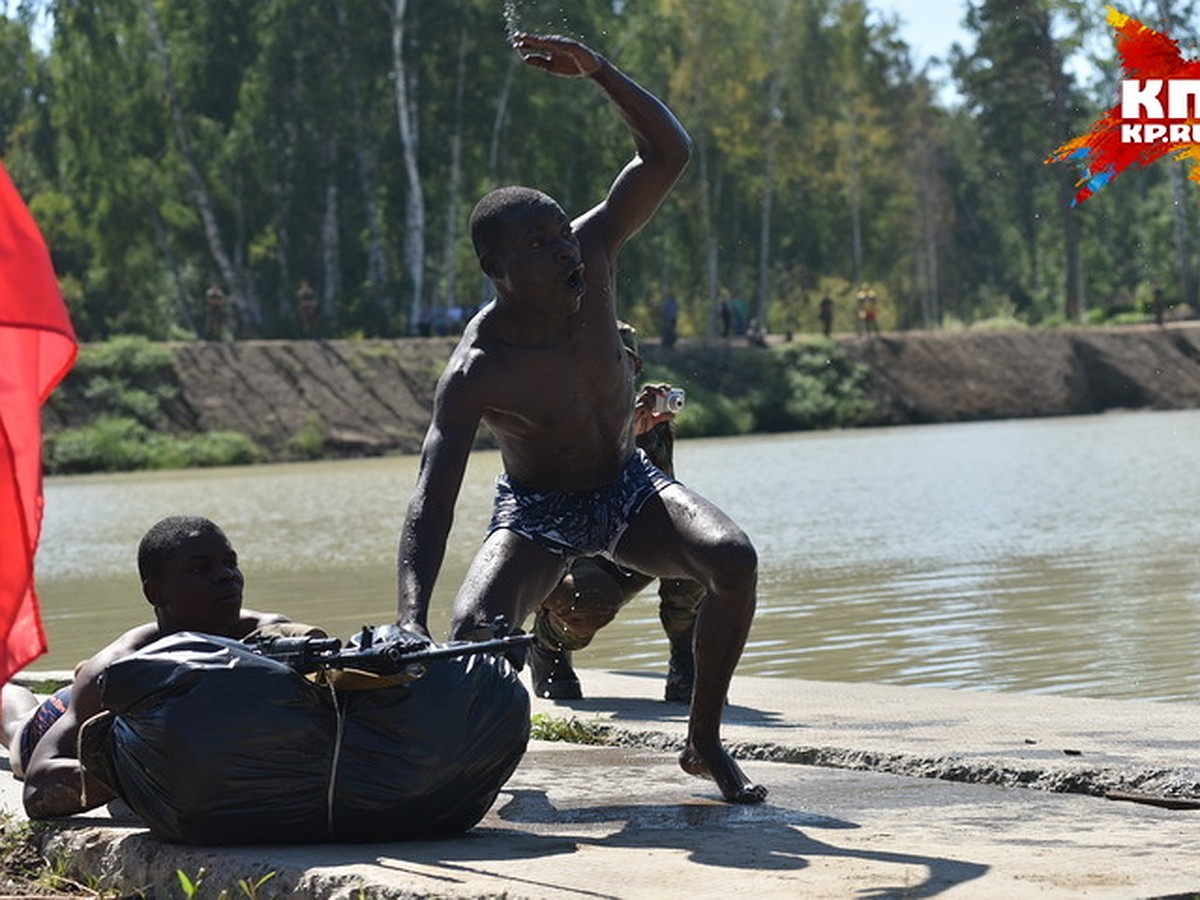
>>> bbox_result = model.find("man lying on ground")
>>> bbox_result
[1,515,290,818]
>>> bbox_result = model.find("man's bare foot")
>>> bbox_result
[679,742,768,804]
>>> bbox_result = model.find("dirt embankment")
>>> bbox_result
[157,337,461,457]
[43,324,1200,463]
[835,321,1200,425]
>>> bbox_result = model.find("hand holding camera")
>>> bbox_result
[634,384,685,436]
[652,387,686,415]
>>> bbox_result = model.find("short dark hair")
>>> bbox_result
[137,515,226,581]
[469,186,557,259]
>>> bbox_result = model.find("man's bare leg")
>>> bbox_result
[615,487,767,804]
[2,683,38,748]
[448,529,569,640]
[679,549,767,804]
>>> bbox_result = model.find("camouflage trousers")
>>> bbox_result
[533,556,705,652]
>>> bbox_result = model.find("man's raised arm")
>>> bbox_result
[512,33,691,252]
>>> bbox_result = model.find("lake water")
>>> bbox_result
[34,408,1200,703]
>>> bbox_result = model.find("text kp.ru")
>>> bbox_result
[1121,79,1200,143]
[1121,123,1200,143]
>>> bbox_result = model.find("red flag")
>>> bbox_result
[0,161,77,684]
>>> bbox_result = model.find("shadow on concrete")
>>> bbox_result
[492,789,989,898]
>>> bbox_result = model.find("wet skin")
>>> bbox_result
[20,524,287,819]
[397,33,766,805]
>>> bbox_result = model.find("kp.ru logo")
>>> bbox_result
[1046,7,1200,205]
[1119,79,1200,143]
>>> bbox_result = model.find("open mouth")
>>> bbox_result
[566,264,586,295]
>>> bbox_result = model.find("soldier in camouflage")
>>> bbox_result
[529,323,704,703]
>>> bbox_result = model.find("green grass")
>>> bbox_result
[0,813,285,898]
[530,713,612,745]
[44,418,263,475]
[0,814,121,897]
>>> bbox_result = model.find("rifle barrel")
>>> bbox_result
[379,633,533,666]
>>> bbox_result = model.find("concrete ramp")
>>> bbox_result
[6,671,1200,898]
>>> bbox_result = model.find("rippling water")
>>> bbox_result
[35,408,1200,703]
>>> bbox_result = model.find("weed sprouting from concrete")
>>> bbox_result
[530,713,612,745]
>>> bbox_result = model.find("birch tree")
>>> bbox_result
[391,0,425,334]
[141,0,260,332]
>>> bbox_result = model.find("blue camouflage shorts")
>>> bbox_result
[488,449,676,559]
[17,686,71,774]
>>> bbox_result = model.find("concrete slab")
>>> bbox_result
[4,670,1200,899]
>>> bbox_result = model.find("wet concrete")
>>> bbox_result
[5,669,1200,898]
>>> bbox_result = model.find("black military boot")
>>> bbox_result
[664,625,695,703]
[529,641,583,700]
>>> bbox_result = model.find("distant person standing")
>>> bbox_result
[719,295,732,338]
[204,283,228,341]
[660,293,679,348]
[297,280,319,338]
[1152,286,1166,327]
[863,288,879,337]
[818,294,834,337]
[781,295,796,342]
[857,285,879,337]
[416,308,433,337]
[731,296,748,335]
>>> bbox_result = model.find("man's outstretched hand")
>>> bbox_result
[512,33,603,78]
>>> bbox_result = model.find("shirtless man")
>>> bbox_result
[397,33,766,804]
[1,515,289,818]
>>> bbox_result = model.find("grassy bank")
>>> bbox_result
[43,337,263,475]
[42,336,875,475]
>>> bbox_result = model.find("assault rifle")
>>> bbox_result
[247,622,533,676]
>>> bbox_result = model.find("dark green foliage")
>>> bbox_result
[642,339,873,437]
[775,343,874,429]
[2,2,1188,347]
[44,417,262,474]
[529,713,611,745]
[49,335,179,428]
[70,333,176,378]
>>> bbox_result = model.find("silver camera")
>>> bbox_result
[653,388,686,415]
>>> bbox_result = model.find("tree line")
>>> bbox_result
[0,0,1196,344]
